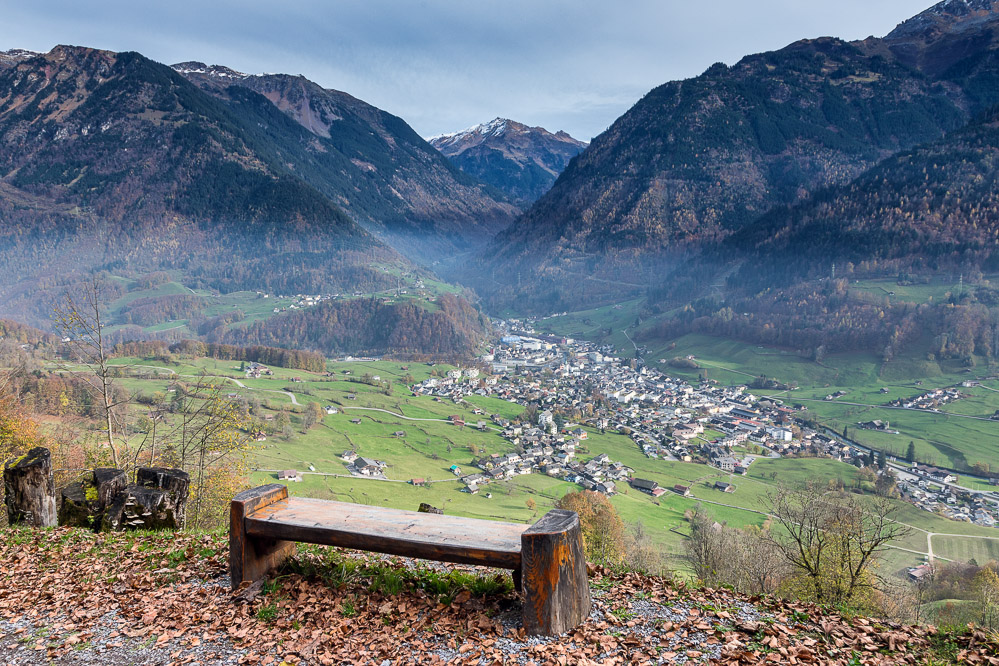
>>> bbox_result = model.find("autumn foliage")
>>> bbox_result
[555,490,626,565]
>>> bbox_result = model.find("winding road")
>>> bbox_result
[225,377,300,405]
[340,406,503,431]
[62,364,302,405]
[795,396,999,424]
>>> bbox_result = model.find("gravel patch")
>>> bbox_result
[0,611,246,665]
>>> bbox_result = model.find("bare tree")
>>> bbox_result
[626,521,674,578]
[157,375,250,529]
[731,524,789,595]
[684,507,726,586]
[684,509,787,594]
[53,276,124,468]
[765,486,911,605]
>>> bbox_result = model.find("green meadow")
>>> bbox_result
[55,335,997,577]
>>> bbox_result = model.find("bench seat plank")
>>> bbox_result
[245,497,528,569]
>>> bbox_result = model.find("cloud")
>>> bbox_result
[0,0,934,140]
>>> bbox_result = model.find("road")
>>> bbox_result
[64,363,304,406]
[339,406,504,432]
[691,358,757,378]
[225,377,300,405]
[796,396,999,424]
[252,469,456,484]
[622,326,638,351]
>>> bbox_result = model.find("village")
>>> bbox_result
[406,321,999,528]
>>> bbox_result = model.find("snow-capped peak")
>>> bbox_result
[0,48,44,66]
[171,61,249,80]
[427,118,512,145]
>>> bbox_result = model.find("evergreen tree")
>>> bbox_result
[907,441,917,463]
[878,450,887,470]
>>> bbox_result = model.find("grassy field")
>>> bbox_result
[52,344,999,577]
[931,536,999,563]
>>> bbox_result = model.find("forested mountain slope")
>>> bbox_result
[174,64,519,264]
[468,1,999,312]
[0,46,492,355]
[730,104,999,286]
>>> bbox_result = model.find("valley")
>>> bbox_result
[34,322,998,584]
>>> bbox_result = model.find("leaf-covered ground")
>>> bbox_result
[0,527,997,665]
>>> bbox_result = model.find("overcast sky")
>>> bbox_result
[3,1,935,141]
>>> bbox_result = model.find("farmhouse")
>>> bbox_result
[356,458,383,476]
[715,481,735,493]
[278,470,302,482]
[913,463,956,484]
[908,563,934,582]
[630,478,660,495]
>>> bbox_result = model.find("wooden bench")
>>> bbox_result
[230,484,591,635]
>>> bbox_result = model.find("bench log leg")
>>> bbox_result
[520,509,591,636]
[230,484,297,590]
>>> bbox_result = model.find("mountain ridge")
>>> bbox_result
[462,1,999,313]
[171,62,519,266]
[0,45,491,355]
[467,32,973,311]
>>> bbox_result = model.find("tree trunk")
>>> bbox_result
[4,447,57,527]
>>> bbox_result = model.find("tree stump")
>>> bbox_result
[520,509,591,636]
[101,468,190,531]
[94,468,128,507]
[3,447,57,527]
[58,468,127,530]
[417,503,443,514]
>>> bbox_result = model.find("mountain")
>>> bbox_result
[630,105,999,363]
[730,103,999,285]
[469,38,969,311]
[172,63,519,265]
[428,118,586,204]
[0,45,390,307]
[0,46,488,354]
[466,2,999,312]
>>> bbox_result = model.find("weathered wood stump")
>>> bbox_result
[230,484,297,588]
[58,468,127,530]
[417,502,443,514]
[3,447,57,527]
[520,509,591,636]
[94,468,129,506]
[101,467,190,531]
